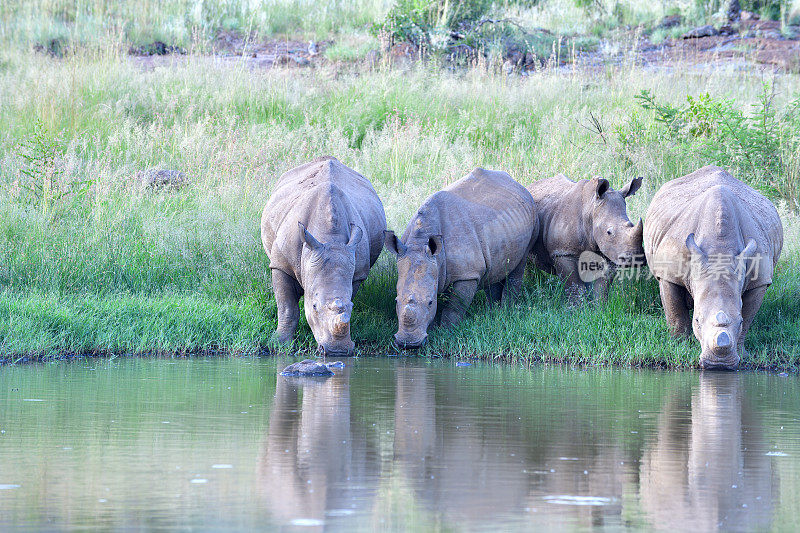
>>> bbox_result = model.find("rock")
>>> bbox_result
[740,11,758,22]
[523,52,541,69]
[291,56,310,66]
[506,47,524,66]
[129,41,184,56]
[447,44,476,63]
[682,25,720,39]
[726,0,741,24]
[134,169,187,190]
[389,42,418,67]
[280,359,334,377]
[658,14,682,29]
[34,37,70,58]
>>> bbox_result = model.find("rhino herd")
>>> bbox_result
[261,156,783,370]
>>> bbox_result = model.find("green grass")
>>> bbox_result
[0,29,799,368]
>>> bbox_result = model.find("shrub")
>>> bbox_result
[14,119,92,214]
[371,0,495,48]
[617,85,800,211]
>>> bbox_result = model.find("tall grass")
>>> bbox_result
[0,0,392,49]
[0,47,798,366]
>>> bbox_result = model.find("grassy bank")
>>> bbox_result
[0,43,799,368]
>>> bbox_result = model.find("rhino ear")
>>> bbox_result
[299,222,324,252]
[738,239,757,260]
[426,235,443,257]
[620,176,643,198]
[735,239,758,280]
[686,233,708,266]
[383,230,407,256]
[346,224,363,250]
[594,177,610,199]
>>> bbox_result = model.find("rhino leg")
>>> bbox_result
[440,279,478,328]
[739,284,768,356]
[352,279,363,297]
[271,268,302,345]
[592,263,617,301]
[553,255,588,304]
[658,279,692,337]
[487,282,504,305]
[501,257,526,303]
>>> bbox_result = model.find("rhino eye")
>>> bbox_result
[428,300,433,307]
[606,228,613,235]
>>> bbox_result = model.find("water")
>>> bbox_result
[0,358,799,531]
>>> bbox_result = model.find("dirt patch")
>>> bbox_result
[573,19,800,74]
[125,21,800,74]
[212,31,328,68]
[130,32,331,71]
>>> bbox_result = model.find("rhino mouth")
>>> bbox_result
[317,345,355,357]
[611,253,646,269]
[393,333,428,350]
[699,356,740,370]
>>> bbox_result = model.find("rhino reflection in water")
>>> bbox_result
[391,367,534,519]
[257,365,380,525]
[258,365,641,528]
[390,367,634,527]
[640,373,775,531]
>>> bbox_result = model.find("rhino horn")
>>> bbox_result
[713,311,731,327]
[714,331,732,350]
[633,218,643,240]
[299,222,324,251]
[401,305,416,327]
[331,312,351,338]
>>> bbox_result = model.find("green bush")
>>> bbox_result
[617,85,800,211]
[371,0,495,48]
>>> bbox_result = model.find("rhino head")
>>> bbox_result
[589,176,644,267]
[686,233,757,369]
[298,222,362,357]
[384,230,443,349]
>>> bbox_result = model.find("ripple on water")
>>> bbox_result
[0,484,21,490]
[543,495,616,506]
[290,518,325,526]
[326,509,355,517]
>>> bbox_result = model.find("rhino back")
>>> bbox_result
[405,168,537,288]
[261,157,387,282]
[644,166,782,288]
[526,175,589,265]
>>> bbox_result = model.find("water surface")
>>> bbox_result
[0,357,798,531]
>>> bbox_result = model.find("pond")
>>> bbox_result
[0,357,798,531]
